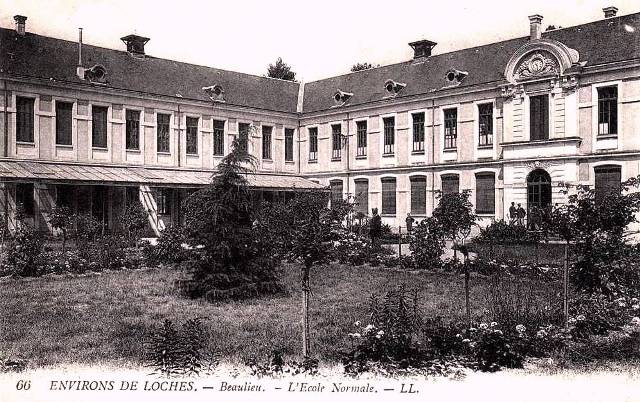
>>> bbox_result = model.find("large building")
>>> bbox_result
[0,7,638,234]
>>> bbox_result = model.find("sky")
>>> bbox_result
[0,0,637,82]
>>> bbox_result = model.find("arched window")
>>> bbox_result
[410,176,426,215]
[354,179,369,216]
[381,177,396,215]
[475,172,495,214]
[527,169,552,229]
[441,174,460,195]
[594,165,621,203]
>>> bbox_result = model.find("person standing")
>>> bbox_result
[509,202,517,224]
[369,208,382,248]
[516,203,526,226]
[405,212,415,234]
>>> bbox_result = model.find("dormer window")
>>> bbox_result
[203,84,225,102]
[384,79,406,95]
[445,69,468,86]
[120,34,150,56]
[84,64,107,83]
[333,90,353,106]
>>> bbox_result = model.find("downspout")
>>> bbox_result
[430,98,435,215]
[345,111,350,196]
[297,118,301,175]
[3,79,8,157]
[176,104,181,167]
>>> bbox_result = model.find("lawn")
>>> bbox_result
[0,263,560,368]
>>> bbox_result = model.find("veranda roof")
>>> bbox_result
[0,159,325,190]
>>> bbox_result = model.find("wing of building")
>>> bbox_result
[0,7,638,234]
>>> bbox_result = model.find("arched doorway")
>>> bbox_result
[527,169,552,229]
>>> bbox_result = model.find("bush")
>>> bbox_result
[473,220,538,245]
[119,203,149,245]
[143,226,189,264]
[75,213,102,245]
[459,323,525,372]
[144,317,216,377]
[2,226,43,276]
[246,351,319,377]
[409,217,446,269]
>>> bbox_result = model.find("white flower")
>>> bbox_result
[633,304,640,311]
[377,330,385,337]
[536,330,548,338]
[348,333,361,338]
[455,334,463,339]
[516,324,526,333]
[631,317,640,326]
[354,321,361,327]
[479,323,488,329]
[462,338,471,343]
[493,330,503,335]
[576,315,586,321]
[490,322,498,327]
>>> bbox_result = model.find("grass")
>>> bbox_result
[0,263,560,369]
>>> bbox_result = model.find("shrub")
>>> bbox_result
[47,205,74,252]
[3,226,43,276]
[144,317,216,377]
[246,351,319,377]
[459,323,525,372]
[332,230,371,266]
[409,217,446,269]
[75,213,102,245]
[119,203,149,246]
[473,220,537,245]
[143,226,189,264]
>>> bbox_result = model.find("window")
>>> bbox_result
[475,173,495,214]
[285,128,294,161]
[262,126,272,160]
[383,117,395,155]
[308,127,318,161]
[16,97,34,142]
[125,109,140,150]
[238,122,250,152]
[594,165,621,203]
[332,124,342,160]
[92,106,108,148]
[444,108,457,149]
[441,174,460,195]
[412,112,425,152]
[356,120,367,156]
[478,103,493,146]
[157,113,170,153]
[55,101,73,146]
[16,183,34,216]
[155,188,172,215]
[354,179,369,216]
[381,178,396,215]
[529,94,549,141]
[410,176,427,215]
[330,180,343,205]
[213,120,225,156]
[186,117,198,155]
[597,86,618,136]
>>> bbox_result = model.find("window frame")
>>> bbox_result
[409,175,427,215]
[55,100,73,146]
[594,164,622,203]
[597,85,618,136]
[185,116,199,155]
[356,120,367,157]
[331,124,342,161]
[238,122,251,153]
[155,188,173,215]
[125,109,141,151]
[329,179,343,205]
[382,116,395,155]
[528,94,550,141]
[212,119,225,156]
[353,178,369,216]
[443,108,457,150]
[477,102,494,147]
[91,104,109,149]
[475,172,496,215]
[284,127,295,162]
[411,112,425,153]
[308,126,318,162]
[381,177,397,216]
[156,112,171,154]
[262,125,273,160]
[15,96,35,143]
[441,173,460,195]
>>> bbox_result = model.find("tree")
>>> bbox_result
[432,191,477,327]
[48,205,74,252]
[182,138,282,301]
[351,62,378,72]
[118,203,148,246]
[267,57,296,81]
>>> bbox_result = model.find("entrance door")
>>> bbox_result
[527,169,551,229]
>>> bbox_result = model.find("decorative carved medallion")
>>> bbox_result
[514,51,559,81]
[524,160,554,170]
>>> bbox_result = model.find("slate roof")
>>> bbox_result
[0,12,638,115]
[0,28,301,113]
[0,160,325,189]
[303,12,640,112]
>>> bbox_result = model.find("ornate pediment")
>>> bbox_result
[514,51,559,81]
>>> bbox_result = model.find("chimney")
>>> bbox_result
[77,28,85,79]
[13,15,27,36]
[528,14,543,40]
[603,6,618,18]
[409,39,437,60]
[120,34,150,56]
